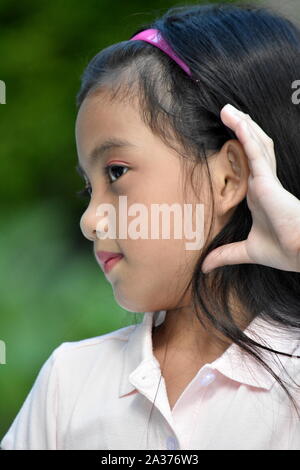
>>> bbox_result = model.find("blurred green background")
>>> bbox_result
[0,0,293,441]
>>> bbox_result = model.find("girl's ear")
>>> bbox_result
[209,139,250,220]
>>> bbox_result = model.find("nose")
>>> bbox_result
[79,201,110,242]
[80,212,95,242]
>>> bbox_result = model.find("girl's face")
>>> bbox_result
[75,89,213,313]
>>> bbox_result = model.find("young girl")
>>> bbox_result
[2,2,300,450]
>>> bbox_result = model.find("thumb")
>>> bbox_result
[201,241,251,273]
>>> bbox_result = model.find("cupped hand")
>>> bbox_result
[201,104,300,274]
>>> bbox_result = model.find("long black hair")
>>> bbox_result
[75,1,300,440]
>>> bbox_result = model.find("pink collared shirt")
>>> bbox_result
[1,310,300,450]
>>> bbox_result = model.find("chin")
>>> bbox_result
[113,293,159,314]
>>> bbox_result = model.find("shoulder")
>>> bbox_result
[0,323,140,450]
[50,323,139,375]
[48,323,140,415]
[53,322,137,357]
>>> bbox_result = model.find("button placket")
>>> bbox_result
[177,367,217,449]
[198,369,217,387]
[140,363,160,383]
[131,362,180,445]
[166,435,179,450]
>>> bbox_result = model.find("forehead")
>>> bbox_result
[75,92,153,162]
[75,90,143,147]
[75,88,184,171]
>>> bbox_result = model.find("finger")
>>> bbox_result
[222,104,272,146]
[227,118,273,178]
[226,105,272,143]
[220,108,276,178]
[221,104,277,174]
[245,117,277,175]
[201,240,252,273]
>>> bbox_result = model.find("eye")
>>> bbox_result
[104,164,129,184]
[75,164,129,200]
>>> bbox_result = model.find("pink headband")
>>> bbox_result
[130,28,196,80]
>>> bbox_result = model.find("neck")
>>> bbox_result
[152,296,252,362]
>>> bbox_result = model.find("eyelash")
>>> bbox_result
[76,164,129,199]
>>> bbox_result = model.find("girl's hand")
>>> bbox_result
[201,104,300,274]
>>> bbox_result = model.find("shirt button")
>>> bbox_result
[199,370,217,387]
[166,436,179,450]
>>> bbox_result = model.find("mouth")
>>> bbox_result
[96,251,124,274]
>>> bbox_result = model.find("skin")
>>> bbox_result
[75,88,252,366]
[202,105,300,274]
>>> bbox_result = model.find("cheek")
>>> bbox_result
[113,237,197,310]
[110,192,203,311]
[121,236,188,266]
[119,218,201,278]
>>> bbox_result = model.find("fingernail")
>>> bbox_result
[224,103,236,113]
[224,104,239,115]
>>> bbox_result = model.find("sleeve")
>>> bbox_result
[0,345,62,450]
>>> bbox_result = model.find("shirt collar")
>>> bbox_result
[119,309,300,397]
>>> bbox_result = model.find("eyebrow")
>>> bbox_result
[76,137,138,177]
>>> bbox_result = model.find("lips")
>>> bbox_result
[96,251,124,275]
[96,251,124,266]
[96,251,124,272]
